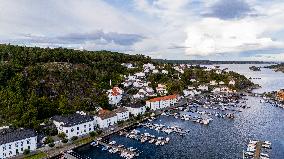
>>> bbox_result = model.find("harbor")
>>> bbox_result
[73,64,284,159]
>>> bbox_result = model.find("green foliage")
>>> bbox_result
[57,132,67,139]
[89,131,97,137]
[71,136,78,141]
[48,143,55,147]
[43,136,54,145]
[0,44,151,129]
[23,149,30,155]
[62,138,68,143]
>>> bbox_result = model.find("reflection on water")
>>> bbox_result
[75,64,284,159]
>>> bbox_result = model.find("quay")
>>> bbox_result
[96,140,138,156]
[253,141,263,159]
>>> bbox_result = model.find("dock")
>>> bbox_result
[253,141,263,159]
[96,140,138,156]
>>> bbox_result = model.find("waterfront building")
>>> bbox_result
[114,107,129,121]
[0,128,37,159]
[51,113,96,139]
[95,110,118,129]
[107,87,123,105]
[145,95,177,110]
[125,103,146,116]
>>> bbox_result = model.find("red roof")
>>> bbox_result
[147,94,177,102]
[111,87,121,96]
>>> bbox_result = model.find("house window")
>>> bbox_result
[21,148,23,151]
[66,130,68,133]
[21,142,23,147]
[27,140,30,144]
[84,125,86,128]
[77,127,79,130]
[71,128,74,132]
[28,146,30,150]
[8,145,11,149]
[89,128,91,131]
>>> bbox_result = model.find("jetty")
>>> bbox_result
[253,141,262,159]
[96,140,139,156]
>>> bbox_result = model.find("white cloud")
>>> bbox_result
[184,17,283,56]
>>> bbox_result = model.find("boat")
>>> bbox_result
[102,146,109,151]
[90,141,98,146]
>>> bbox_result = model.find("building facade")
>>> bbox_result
[0,128,37,159]
[146,95,178,110]
[51,113,96,139]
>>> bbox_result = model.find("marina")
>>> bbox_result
[73,65,284,159]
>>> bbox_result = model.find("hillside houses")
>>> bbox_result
[156,84,168,95]
[95,110,118,129]
[107,87,123,105]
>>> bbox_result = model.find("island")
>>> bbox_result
[249,66,261,71]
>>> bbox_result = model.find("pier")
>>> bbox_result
[253,141,263,159]
[96,140,139,156]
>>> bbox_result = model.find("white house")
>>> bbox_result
[134,72,146,78]
[95,110,118,129]
[51,113,96,139]
[114,107,129,121]
[219,81,225,85]
[197,85,209,91]
[139,87,156,97]
[183,89,195,97]
[210,80,217,86]
[188,86,195,90]
[143,63,155,70]
[229,79,236,85]
[190,79,197,82]
[133,80,144,88]
[125,103,146,116]
[146,95,178,110]
[107,87,123,105]
[212,86,232,93]
[161,70,168,74]
[156,84,168,95]
[133,92,145,99]
[152,69,159,74]
[0,128,37,159]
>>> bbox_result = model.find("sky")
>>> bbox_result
[0,0,284,61]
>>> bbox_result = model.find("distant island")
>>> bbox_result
[249,66,261,71]
[153,59,274,65]
[265,63,284,73]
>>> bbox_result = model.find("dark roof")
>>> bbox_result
[126,103,145,108]
[114,107,128,113]
[51,114,94,127]
[0,128,36,145]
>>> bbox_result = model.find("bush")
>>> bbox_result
[97,130,103,135]
[57,132,67,139]
[89,131,97,137]
[44,136,54,144]
[23,149,30,155]
[48,143,55,147]
[71,136,78,141]
[62,138,68,143]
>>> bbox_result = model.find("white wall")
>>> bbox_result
[96,116,118,129]
[116,111,129,121]
[53,120,95,139]
[0,136,37,159]
[126,107,146,116]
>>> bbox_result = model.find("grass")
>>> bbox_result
[24,152,47,159]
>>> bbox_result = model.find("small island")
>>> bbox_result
[249,66,261,71]
[265,63,284,73]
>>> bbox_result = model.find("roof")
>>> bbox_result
[97,110,117,120]
[0,128,36,145]
[126,103,145,108]
[111,87,122,96]
[147,95,177,102]
[277,90,284,100]
[114,107,128,113]
[51,114,94,127]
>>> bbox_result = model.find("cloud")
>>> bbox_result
[204,0,254,20]
[184,17,283,56]
[12,31,145,46]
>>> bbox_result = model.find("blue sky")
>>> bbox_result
[0,0,284,61]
